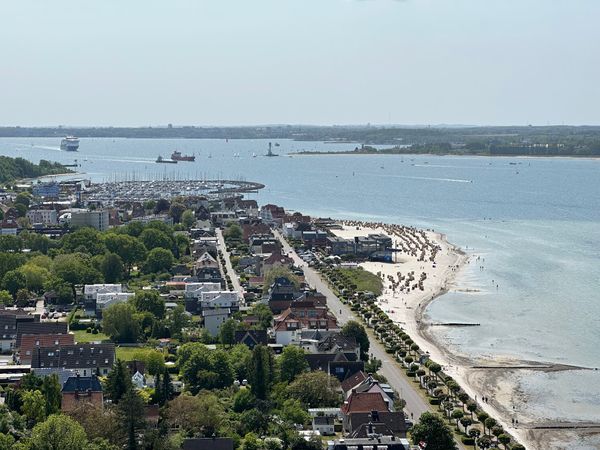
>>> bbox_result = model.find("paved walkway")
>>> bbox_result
[215,228,244,299]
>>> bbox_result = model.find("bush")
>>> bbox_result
[429,398,441,405]
[461,437,475,445]
[86,328,92,333]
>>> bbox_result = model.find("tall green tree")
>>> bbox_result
[105,360,133,403]
[139,228,172,251]
[22,389,46,424]
[117,389,146,450]
[94,253,124,284]
[1,270,26,298]
[219,318,237,348]
[249,345,274,400]
[278,346,309,383]
[181,210,196,229]
[41,374,62,416]
[61,227,106,255]
[410,412,457,450]
[286,372,340,408]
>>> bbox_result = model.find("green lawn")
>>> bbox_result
[116,346,157,362]
[336,268,383,296]
[72,329,110,343]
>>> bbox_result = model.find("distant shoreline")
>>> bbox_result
[293,150,600,159]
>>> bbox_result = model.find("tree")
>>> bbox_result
[41,374,61,416]
[96,253,124,283]
[131,290,165,319]
[451,409,464,428]
[484,417,497,435]
[466,401,477,419]
[22,389,46,424]
[286,372,340,408]
[477,436,492,449]
[229,344,253,381]
[168,202,186,223]
[104,234,147,276]
[144,247,174,273]
[178,344,233,393]
[68,404,123,447]
[117,389,146,450]
[280,398,310,425]
[166,304,189,340]
[278,346,309,383]
[249,345,274,400]
[0,433,15,450]
[29,414,88,450]
[219,318,236,348]
[61,227,106,255]
[223,222,242,241]
[181,210,196,229]
[341,320,369,360]
[233,388,256,413]
[106,360,133,403]
[139,228,172,252]
[1,270,27,298]
[250,303,273,330]
[498,433,511,449]
[410,412,457,450]
[459,417,473,433]
[19,264,50,293]
[53,253,103,300]
[262,267,300,293]
[153,199,170,214]
[429,362,442,380]
[0,290,12,306]
[103,303,141,343]
[165,392,224,436]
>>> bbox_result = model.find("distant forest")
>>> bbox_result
[0,156,72,183]
[1,125,600,156]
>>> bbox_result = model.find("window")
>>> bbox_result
[35,340,40,346]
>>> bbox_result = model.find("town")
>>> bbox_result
[0,177,525,450]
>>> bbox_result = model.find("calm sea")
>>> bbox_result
[2,137,600,423]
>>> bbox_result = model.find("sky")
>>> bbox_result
[0,0,599,127]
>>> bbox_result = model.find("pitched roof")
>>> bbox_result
[341,371,368,393]
[62,376,103,393]
[348,411,407,437]
[31,343,115,370]
[342,392,388,414]
[19,333,75,358]
[16,322,68,347]
[305,352,348,371]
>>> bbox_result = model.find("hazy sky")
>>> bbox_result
[1,0,599,126]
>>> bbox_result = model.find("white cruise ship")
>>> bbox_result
[60,136,80,151]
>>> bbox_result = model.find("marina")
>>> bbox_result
[83,179,265,203]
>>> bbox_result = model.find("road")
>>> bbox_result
[274,230,431,421]
[215,228,244,299]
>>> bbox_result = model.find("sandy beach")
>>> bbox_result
[330,222,557,450]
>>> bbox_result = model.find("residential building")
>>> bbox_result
[83,284,124,313]
[95,292,135,317]
[234,330,268,349]
[0,309,37,352]
[71,209,110,231]
[313,416,336,436]
[31,343,116,376]
[202,308,231,337]
[61,375,104,412]
[16,322,68,348]
[0,219,18,236]
[18,333,75,365]
[32,182,60,199]
[273,301,339,345]
[26,209,58,225]
[326,436,410,450]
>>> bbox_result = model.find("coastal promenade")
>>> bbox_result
[274,229,468,449]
